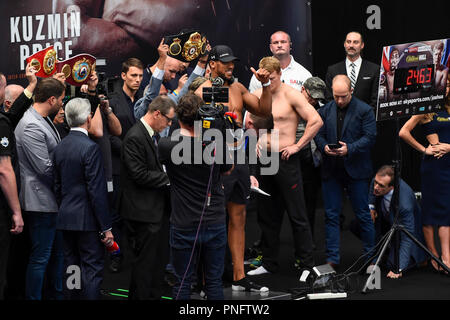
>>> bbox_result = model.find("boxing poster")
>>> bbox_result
[376,38,450,121]
[0,0,312,88]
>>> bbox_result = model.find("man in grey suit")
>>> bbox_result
[15,78,66,300]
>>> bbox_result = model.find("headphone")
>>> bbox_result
[209,75,235,86]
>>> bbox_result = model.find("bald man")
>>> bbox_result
[314,74,376,268]
[248,30,312,93]
[0,73,6,106]
[4,85,24,113]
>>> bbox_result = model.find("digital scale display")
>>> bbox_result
[393,64,434,94]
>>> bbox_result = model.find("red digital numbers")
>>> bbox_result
[406,67,432,85]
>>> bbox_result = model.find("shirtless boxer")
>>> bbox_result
[194,45,272,292]
[432,41,449,93]
[247,56,322,276]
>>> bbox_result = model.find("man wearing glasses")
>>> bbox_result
[314,74,376,270]
[118,95,175,299]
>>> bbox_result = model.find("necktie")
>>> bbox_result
[152,133,160,147]
[350,63,357,89]
[382,196,390,220]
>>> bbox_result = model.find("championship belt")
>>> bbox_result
[26,46,58,78]
[56,54,96,86]
[164,30,207,62]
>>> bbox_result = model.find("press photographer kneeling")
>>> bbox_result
[158,93,234,300]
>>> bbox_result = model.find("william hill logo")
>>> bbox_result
[406,55,419,63]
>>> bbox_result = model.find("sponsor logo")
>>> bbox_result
[0,137,9,147]
[406,55,419,63]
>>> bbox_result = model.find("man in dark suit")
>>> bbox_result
[53,97,113,300]
[324,31,380,109]
[119,95,175,300]
[368,165,426,278]
[314,75,376,268]
[108,57,144,272]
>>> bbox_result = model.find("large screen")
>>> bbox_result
[376,38,449,121]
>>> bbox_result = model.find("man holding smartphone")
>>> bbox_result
[314,74,377,269]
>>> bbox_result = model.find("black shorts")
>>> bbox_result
[222,163,250,205]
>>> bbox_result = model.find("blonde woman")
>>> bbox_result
[399,73,450,272]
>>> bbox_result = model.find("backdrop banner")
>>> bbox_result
[1,0,312,88]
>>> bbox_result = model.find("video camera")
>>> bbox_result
[96,72,120,99]
[198,86,238,140]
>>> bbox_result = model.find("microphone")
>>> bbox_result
[100,232,120,254]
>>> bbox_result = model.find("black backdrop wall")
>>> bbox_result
[311,0,450,190]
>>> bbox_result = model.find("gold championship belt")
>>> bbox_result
[165,30,207,62]
[26,47,96,86]
[26,46,57,77]
[56,54,96,86]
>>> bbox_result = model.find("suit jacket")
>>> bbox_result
[7,91,34,128]
[369,179,426,271]
[325,59,380,108]
[53,130,111,232]
[118,121,169,223]
[314,97,376,180]
[15,107,61,212]
[109,88,142,175]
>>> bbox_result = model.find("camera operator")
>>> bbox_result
[158,93,233,300]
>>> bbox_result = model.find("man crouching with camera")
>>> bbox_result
[158,93,233,300]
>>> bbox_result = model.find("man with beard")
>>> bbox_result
[325,32,380,109]
[194,45,272,292]
[15,78,66,300]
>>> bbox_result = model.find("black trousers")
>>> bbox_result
[257,153,314,272]
[125,214,169,300]
[298,148,321,237]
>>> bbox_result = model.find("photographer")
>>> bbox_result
[158,93,233,300]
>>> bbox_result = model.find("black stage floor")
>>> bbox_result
[101,194,450,301]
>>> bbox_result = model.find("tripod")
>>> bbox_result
[361,117,450,293]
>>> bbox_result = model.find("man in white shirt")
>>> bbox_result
[248,31,312,93]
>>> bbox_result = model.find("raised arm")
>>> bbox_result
[242,67,272,117]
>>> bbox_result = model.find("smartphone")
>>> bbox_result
[328,143,342,149]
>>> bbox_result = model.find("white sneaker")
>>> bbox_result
[247,266,270,276]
